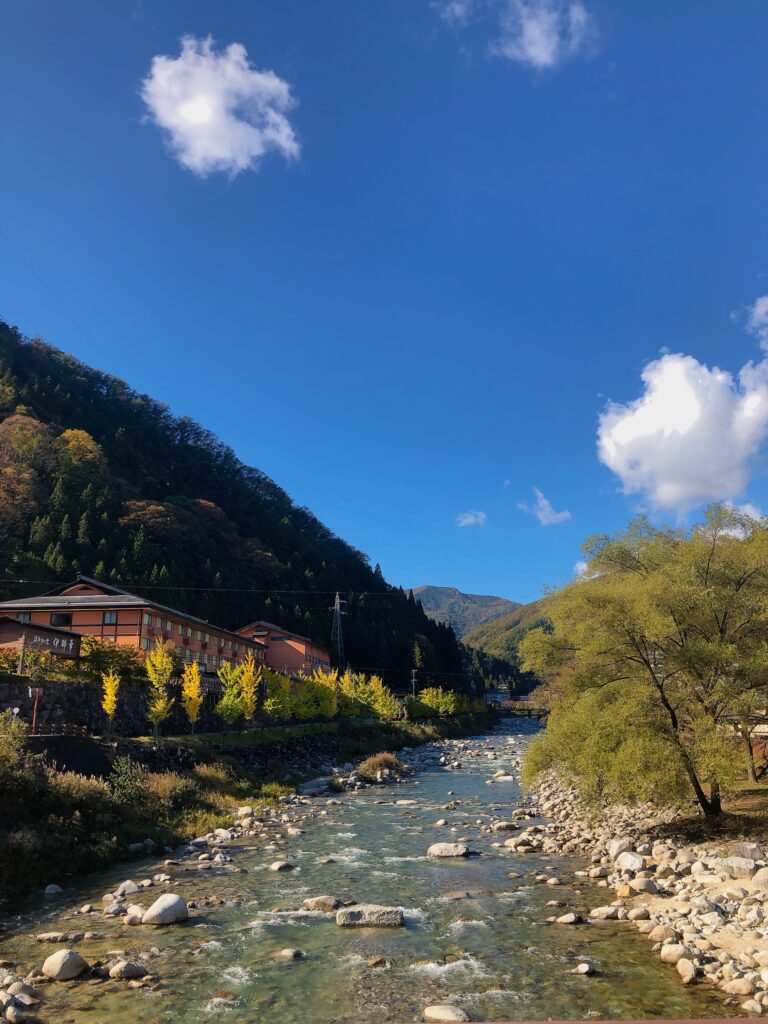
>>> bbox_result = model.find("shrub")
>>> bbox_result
[418,687,459,717]
[109,755,148,807]
[356,752,404,782]
[144,771,199,814]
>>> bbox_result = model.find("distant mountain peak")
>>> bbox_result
[411,584,520,638]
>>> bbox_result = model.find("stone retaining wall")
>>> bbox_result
[0,675,223,736]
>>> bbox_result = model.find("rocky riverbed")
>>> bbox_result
[0,721,739,1022]
[529,770,768,1016]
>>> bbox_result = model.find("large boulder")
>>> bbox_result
[336,904,405,927]
[42,949,89,981]
[427,843,469,858]
[141,893,188,926]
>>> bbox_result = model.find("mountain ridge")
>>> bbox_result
[412,584,520,639]
[0,320,467,691]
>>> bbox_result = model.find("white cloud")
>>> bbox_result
[730,501,764,520]
[573,559,588,576]
[518,487,571,525]
[747,295,768,350]
[141,35,300,177]
[456,509,487,527]
[598,353,768,513]
[433,0,475,26]
[492,0,592,69]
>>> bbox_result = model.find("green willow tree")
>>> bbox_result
[521,505,768,820]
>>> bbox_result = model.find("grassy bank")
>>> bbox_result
[0,711,495,906]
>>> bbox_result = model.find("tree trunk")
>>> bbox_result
[682,758,722,820]
[742,719,757,783]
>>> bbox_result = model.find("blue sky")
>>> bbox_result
[2,1,767,603]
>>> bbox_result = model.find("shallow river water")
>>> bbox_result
[1,721,734,1022]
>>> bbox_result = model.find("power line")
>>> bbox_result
[0,578,419,598]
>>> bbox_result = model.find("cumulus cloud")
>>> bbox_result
[518,487,571,525]
[598,353,768,513]
[456,509,487,527]
[141,35,300,177]
[747,295,768,350]
[433,0,475,26]
[573,559,588,576]
[492,0,592,68]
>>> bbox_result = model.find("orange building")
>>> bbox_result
[237,620,332,676]
[0,576,265,675]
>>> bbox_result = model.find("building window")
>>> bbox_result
[178,623,184,635]
[141,637,150,651]
[204,632,210,643]
[143,612,152,626]
[16,612,31,623]
[51,613,72,627]
[103,611,117,625]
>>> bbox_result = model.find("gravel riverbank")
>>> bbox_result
[525,771,768,1016]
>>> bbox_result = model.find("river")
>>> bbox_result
[1,720,733,1022]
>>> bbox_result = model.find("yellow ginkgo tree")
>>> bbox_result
[146,638,175,737]
[238,652,262,724]
[101,668,120,734]
[181,659,204,733]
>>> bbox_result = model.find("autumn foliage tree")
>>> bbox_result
[521,506,768,820]
[101,669,120,733]
[181,660,204,733]
[145,639,175,736]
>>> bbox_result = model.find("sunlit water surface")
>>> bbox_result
[1,722,733,1022]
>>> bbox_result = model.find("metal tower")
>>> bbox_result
[330,591,346,669]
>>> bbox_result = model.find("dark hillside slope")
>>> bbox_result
[464,599,550,694]
[412,585,519,638]
[0,321,465,690]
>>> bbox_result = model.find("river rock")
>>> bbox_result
[115,880,139,897]
[270,861,296,872]
[427,843,469,858]
[608,838,634,860]
[42,949,89,981]
[714,856,757,879]
[109,961,147,979]
[677,958,697,984]
[556,912,582,925]
[141,894,188,926]
[659,943,688,965]
[273,948,304,960]
[43,884,62,896]
[616,851,645,872]
[591,906,620,920]
[336,904,405,927]
[302,896,340,912]
[423,1006,469,1022]
[723,977,755,996]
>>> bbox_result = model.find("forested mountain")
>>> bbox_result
[464,599,550,693]
[413,585,519,638]
[0,321,468,691]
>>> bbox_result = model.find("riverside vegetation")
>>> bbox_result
[514,504,768,1015]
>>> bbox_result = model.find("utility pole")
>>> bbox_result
[411,668,418,699]
[330,592,346,669]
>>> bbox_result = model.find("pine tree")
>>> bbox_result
[77,511,91,546]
